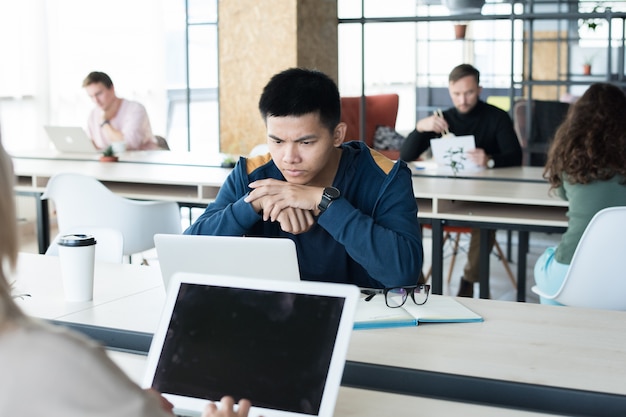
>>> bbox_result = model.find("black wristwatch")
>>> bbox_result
[318,187,340,213]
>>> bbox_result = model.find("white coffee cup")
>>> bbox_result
[57,234,97,302]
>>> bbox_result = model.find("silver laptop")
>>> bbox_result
[44,126,99,153]
[154,234,301,289]
[143,272,359,417]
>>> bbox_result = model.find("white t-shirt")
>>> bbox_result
[0,318,171,416]
[87,99,159,151]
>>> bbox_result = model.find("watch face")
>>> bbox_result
[325,187,340,199]
[487,159,495,168]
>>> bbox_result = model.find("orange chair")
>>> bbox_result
[340,94,400,160]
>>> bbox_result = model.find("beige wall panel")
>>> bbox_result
[219,0,297,156]
[523,31,568,100]
[297,0,338,82]
[219,0,338,156]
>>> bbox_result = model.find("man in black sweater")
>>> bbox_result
[400,64,522,297]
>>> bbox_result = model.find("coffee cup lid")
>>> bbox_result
[57,234,97,247]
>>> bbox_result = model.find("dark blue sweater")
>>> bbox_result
[185,141,423,288]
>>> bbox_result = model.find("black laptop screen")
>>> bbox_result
[151,283,346,415]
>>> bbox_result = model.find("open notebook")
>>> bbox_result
[143,272,360,417]
[354,294,483,330]
[430,134,481,173]
[154,234,301,290]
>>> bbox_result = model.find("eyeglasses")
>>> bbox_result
[361,284,430,308]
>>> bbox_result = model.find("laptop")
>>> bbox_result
[143,272,359,417]
[44,125,99,153]
[154,234,301,289]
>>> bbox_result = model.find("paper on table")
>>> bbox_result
[430,135,482,173]
[353,294,483,330]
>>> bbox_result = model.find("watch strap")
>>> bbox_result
[318,187,340,213]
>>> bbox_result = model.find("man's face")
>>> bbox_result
[448,75,482,114]
[84,82,116,110]
[266,113,342,186]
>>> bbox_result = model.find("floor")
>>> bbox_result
[18,209,560,304]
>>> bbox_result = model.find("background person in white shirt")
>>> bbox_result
[83,71,159,151]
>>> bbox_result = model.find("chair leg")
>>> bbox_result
[493,240,516,288]
[446,233,462,284]
[424,231,451,281]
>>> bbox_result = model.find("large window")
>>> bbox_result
[338,0,524,135]
[0,0,219,154]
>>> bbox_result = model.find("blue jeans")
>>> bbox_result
[533,246,569,306]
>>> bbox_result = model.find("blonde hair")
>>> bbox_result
[0,133,25,323]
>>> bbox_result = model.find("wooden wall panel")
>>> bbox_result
[523,30,569,100]
[218,0,338,156]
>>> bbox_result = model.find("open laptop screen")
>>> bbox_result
[151,283,346,415]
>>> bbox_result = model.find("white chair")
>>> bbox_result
[45,227,124,264]
[249,144,269,157]
[41,173,182,260]
[532,206,626,310]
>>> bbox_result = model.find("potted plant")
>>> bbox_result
[454,22,468,40]
[99,145,119,162]
[582,54,595,75]
[580,3,604,32]
[220,155,236,168]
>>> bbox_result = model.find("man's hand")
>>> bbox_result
[245,179,321,220]
[466,148,488,167]
[244,179,321,234]
[416,114,449,135]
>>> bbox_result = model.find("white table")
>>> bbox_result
[12,252,163,321]
[411,176,567,299]
[107,349,557,417]
[412,162,547,183]
[14,154,568,299]
[14,253,626,416]
[12,155,233,253]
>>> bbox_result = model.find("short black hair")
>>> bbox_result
[258,68,341,133]
[82,71,113,89]
[449,64,480,84]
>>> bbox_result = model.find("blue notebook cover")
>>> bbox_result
[353,294,483,330]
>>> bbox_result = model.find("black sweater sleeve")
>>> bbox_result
[399,129,437,161]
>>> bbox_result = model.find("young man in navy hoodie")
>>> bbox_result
[186,68,423,289]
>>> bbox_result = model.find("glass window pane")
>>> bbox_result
[188,0,218,23]
[363,0,416,18]
[338,24,363,96]
[338,0,362,19]
[188,25,218,89]
[363,23,416,134]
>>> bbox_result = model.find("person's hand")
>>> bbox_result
[466,148,488,167]
[246,192,316,234]
[274,206,316,234]
[202,396,252,417]
[245,179,322,221]
[145,389,174,414]
[416,114,449,135]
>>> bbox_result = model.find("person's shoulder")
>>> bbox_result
[482,100,510,117]
[245,153,274,175]
[343,141,398,175]
[120,98,148,112]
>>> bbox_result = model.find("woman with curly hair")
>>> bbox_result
[534,83,626,305]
